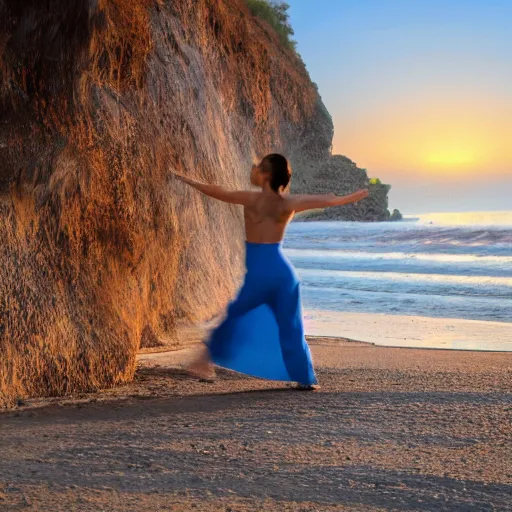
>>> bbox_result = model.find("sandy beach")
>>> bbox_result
[1,338,511,511]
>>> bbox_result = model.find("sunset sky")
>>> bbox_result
[287,0,512,213]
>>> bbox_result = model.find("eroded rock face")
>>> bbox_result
[0,0,335,405]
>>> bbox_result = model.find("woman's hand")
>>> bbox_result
[168,170,192,185]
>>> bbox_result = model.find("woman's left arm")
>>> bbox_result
[286,189,369,213]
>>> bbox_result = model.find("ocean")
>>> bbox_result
[285,211,512,351]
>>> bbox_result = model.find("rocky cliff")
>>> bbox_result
[0,0,393,405]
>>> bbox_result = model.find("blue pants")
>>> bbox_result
[207,242,317,385]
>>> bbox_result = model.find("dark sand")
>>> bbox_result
[1,339,511,511]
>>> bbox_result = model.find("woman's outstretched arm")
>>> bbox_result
[287,189,369,213]
[171,173,255,206]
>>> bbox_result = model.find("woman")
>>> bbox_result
[174,154,368,390]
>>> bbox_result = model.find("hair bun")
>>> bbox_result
[261,153,291,192]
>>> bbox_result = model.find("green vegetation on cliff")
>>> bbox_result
[245,0,296,51]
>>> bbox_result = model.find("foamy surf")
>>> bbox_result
[287,211,512,351]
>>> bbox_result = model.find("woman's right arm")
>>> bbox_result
[171,173,255,206]
[287,189,369,213]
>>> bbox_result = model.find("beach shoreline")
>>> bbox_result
[1,339,510,511]
[302,313,512,352]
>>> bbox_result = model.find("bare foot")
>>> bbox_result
[187,348,215,381]
[187,363,214,381]
[294,383,321,392]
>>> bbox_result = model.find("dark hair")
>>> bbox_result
[260,153,291,193]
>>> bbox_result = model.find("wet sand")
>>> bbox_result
[1,339,511,511]
[304,312,512,352]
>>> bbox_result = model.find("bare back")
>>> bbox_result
[244,191,294,243]
[173,172,369,240]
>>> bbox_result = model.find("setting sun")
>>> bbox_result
[425,148,476,169]
[331,93,511,183]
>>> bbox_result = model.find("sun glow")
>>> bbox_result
[332,95,512,179]
[426,148,476,168]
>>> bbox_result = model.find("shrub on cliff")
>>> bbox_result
[245,0,296,51]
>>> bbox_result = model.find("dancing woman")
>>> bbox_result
[174,154,368,389]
